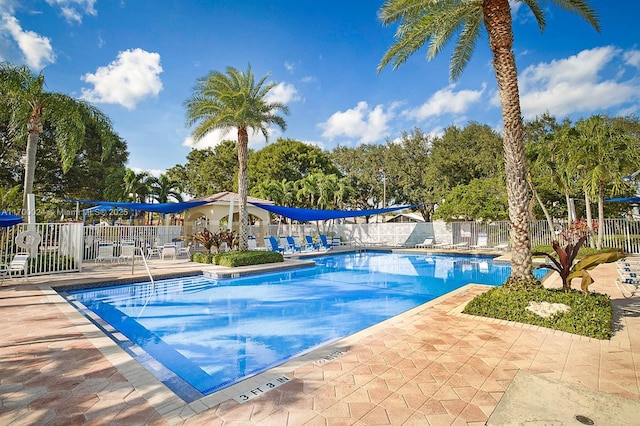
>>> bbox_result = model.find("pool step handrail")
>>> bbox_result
[131,246,155,288]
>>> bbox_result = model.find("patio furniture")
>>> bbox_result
[162,244,177,260]
[95,242,117,263]
[470,234,489,250]
[415,238,434,248]
[119,241,144,263]
[0,252,30,283]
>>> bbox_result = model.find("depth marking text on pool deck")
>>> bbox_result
[233,376,291,403]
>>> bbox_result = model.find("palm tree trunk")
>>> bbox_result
[22,129,40,215]
[597,184,605,250]
[527,173,554,242]
[237,127,249,251]
[484,0,533,281]
[584,190,595,248]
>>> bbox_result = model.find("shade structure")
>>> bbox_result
[74,199,210,214]
[250,203,418,222]
[605,197,640,203]
[0,212,23,227]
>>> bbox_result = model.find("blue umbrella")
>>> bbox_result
[0,212,23,227]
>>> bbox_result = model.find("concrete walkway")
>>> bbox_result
[1,253,639,425]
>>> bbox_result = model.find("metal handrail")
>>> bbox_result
[131,246,154,287]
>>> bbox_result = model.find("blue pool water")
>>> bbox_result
[66,251,546,401]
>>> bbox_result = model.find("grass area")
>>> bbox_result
[463,286,613,340]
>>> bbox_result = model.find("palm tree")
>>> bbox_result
[184,65,289,250]
[149,174,183,204]
[378,0,600,286]
[123,169,151,203]
[0,63,116,214]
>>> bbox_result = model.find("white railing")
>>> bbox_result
[2,219,640,277]
[0,222,83,276]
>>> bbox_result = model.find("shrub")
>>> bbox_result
[192,252,215,264]
[213,250,284,267]
[463,286,613,339]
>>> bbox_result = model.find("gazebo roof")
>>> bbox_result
[192,191,273,205]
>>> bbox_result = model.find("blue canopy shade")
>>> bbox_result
[605,197,640,203]
[0,212,23,227]
[75,199,210,214]
[250,203,418,222]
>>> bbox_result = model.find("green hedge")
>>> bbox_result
[463,287,613,339]
[192,250,284,267]
[532,245,610,259]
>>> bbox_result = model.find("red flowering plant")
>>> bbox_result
[559,218,598,245]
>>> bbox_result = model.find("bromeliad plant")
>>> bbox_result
[533,236,624,295]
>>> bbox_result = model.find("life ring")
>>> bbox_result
[15,230,42,250]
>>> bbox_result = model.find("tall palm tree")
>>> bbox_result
[0,62,116,214]
[378,0,600,285]
[184,65,289,250]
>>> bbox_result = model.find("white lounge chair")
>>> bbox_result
[450,242,469,250]
[0,252,30,283]
[119,241,144,263]
[470,234,489,250]
[415,238,434,249]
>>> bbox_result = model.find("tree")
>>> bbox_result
[378,0,600,286]
[167,140,239,198]
[248,138,338,187]
[149,174,183,204]
[572,115,640,248]
[184,65,289,250]
[0,63,116,214]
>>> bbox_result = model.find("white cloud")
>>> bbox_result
[265,82,300,104]
[284,61,295,72]
[319,101,395,144]
[1,14,55,70]
[45,0,97,24]
[403,84,485,121]
[518,46,640,118]
[624,49,640,68]
[80,48,163,110]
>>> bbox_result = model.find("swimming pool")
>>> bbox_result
[65,251,545,401]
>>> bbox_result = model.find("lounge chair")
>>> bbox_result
[304,235,318,251]
[0,252,30,283]
[95,242,117,263]
[616,259,640,298]
[450,242,469,250]
[470,234,489,250]
[286,236,301,252]
[492,243,509,251]
[268,236,285,253]
[318,234,333,250]
[415,238,434,249]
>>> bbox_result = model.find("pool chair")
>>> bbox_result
[95,242,117,263]
[161,244,177,260]
[304,235,318,251]
[415,238,434,249]
[450,242,469,250]
[470,234,489,250]
[119,241,144,263]
[268,236,285,253]
[286,236,302,252]
[318,234,333,250]
[0,252,30,283]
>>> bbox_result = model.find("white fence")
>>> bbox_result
[2,219,640,277]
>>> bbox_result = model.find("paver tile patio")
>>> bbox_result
[1,258,639,425]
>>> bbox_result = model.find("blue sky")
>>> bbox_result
[1,0,639,176]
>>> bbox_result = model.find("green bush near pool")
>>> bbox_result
[191,250,284,267]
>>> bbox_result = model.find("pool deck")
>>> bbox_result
[1,249,640,425]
